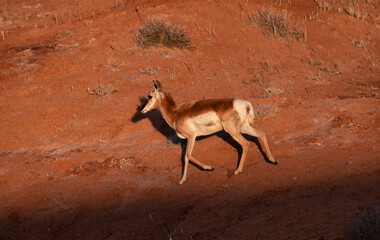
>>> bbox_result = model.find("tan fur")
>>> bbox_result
[141,80,277,184]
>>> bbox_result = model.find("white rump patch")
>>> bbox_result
[233,99,254,123]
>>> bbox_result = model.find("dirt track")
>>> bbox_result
[0,0,379,239]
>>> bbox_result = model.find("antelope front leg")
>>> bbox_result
[179,155,189,185]
[179,135,214,185]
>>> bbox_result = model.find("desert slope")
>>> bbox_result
[0,0,379,239]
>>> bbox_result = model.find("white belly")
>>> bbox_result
[190,112,223,136]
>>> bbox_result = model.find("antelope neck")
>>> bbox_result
[159,93,177,128]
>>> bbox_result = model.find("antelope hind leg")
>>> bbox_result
[241,123,278,165]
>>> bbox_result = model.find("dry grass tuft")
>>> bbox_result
[321,66,342,76]
[114,1,127,9]
[88,85,118,98]
[305,74,321,80]
[347,204,380,240]
[307,56,322,66]
[249,9,301,39]
[350,37,369,49]
[345,1,368,20]
[139,68,158,76]
[262,88,284,97]
[255,108,278,119]
[136,18,192,49]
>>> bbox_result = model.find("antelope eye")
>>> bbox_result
[148,95,152,99]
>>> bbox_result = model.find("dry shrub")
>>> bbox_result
[345,1,368,20]
[320,65,342,76]
[139,68,158,76]
[262,88,284,96]
[88,85,118,98]
[114,1,127,9]
[350,37,369,49]
[65,157,135,176]
[136,18,192,49]
[347,204,380,240]
[330,115,354,128]
[249,9,301,39]
[255,108,278,119]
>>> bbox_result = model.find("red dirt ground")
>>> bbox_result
[0,0,379,239]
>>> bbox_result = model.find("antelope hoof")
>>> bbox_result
[207,166,215,171]
[179,179,186,185]
[234,169,242,175]
[271,159,279,165]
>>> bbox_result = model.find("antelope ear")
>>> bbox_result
[153,80,162,91]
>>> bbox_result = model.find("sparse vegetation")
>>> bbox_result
[87,85,118,98]
[303,0,338,20]
[114,1,128,9]
[321,65,342,76]
[61,29,75,35]
[305,74,321,80]
[139,68,158,76]
[66,157,135,176]
[350,37,369,49]
[303,0,372,20]
[249,9,301,39]
[307,56,322,66]
[255,108,278,119]
[262,88,284,96]
[345,1,368,20]
[347,204,380,240]
[273,0,292,6]
[136,18,192,49]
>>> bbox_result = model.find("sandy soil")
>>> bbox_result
[0,0,379,239]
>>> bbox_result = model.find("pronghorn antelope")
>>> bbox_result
[141,80,278,184]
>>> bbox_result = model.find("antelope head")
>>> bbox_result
[141,80,163,114]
